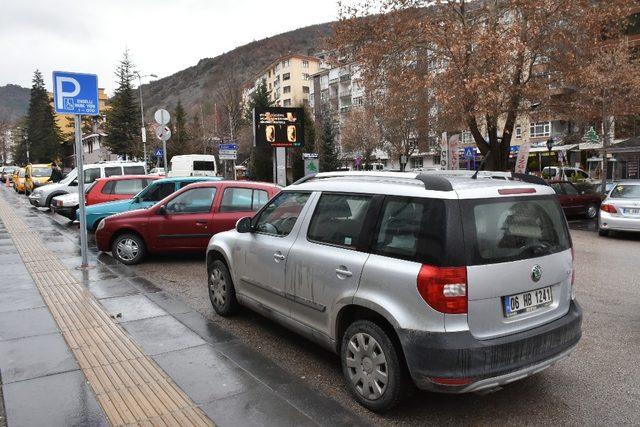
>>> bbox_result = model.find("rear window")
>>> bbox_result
[32,167,51,177]
[463,196,570,264]
[610,184,640,199]
[193,161,215,171]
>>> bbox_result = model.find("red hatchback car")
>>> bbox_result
[86,175,161,206]
[96,181,280,264]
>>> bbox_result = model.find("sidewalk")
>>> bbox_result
[0,187,361,427]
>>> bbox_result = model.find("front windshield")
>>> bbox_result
[32,167,52,177]
[610,184,640,199]
[59,168,77,185]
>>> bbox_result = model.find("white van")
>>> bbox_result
[167,155,218,178]
[28,161,147,209]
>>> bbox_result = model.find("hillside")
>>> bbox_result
[142,22,333,118]
[0,84,30,123]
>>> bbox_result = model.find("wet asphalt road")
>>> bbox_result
[47,211,640,425]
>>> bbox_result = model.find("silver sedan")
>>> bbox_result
[599,181,640,236]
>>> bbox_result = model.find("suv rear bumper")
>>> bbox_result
[398,300,582,392]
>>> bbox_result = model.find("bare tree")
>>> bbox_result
[339,107,382,169]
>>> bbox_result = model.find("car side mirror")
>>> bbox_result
[236,217,252,233]
[158,205,167,215]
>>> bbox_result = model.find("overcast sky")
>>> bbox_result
[0,0,339,94]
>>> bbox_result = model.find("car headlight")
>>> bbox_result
[96,219,106,231]
[31,190,42,197]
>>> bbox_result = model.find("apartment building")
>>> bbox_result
[244,54,322,108]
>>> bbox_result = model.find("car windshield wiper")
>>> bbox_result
[519,242,555,257]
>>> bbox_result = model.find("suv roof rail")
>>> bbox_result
[292,171,454,191]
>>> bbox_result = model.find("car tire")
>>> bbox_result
[585,203,598,219]
[207,260,240,316]
[598,228,609,237]
[111,233,146,265]
[341,320,408,413]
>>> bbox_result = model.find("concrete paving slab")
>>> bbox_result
[0,332,78,383]
[0,288,45,313]
[174,311,237,345]
[200,384,316,427]
[2,274,36,291]
[121,315,206,355]
[84,277,140,299]
[3,369,108,426]
[146,291,194,315]
[0,307,58,340]
[99,294,167,322]
[153,344,256,404]
[126,276,163,293]
[0,253,23,265]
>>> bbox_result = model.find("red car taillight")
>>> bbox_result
[417,265,468,314]
[600,204,617,214]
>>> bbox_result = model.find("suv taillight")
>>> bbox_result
[600,204,617,214]
[417,265,467,314]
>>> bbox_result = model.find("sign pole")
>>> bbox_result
[161,109,169,172]
[74,115,89,268]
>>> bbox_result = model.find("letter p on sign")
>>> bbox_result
[55,77,80,110]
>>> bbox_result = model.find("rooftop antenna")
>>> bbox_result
[472,148,491,179]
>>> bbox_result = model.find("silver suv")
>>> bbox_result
[206,171,582,412]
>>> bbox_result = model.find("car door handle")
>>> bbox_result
[273,252,286,262]
[196,220,207,225]
[335,267,353,278]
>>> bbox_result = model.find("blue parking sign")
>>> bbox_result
[52,71,99,116]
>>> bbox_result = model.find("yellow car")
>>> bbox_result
[13,168,26,193]
[25,163,53,195]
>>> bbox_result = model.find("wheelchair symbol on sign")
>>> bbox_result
[64,98,74,110]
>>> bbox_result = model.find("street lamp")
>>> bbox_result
[545,137,554,177]
[135,72,158,164]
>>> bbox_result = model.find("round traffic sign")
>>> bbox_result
[155,125,171,141]
[154,109,170,125]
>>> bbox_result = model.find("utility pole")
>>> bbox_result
[601,91,609,194]
[135,72,157,164]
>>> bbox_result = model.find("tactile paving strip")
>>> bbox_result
[0,197,213,426]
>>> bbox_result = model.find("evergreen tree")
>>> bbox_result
[105,50,141,158]
[291,105,316,181]
[170,100,191,158]
[319,114,340,172]
[245,80,274,181]
[25,70,62,163]
[11,120,29,165]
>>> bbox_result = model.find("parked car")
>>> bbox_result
[206,171,582,412]
[149,167,165,175]
[82,176,222,231]
[95,181,280,264]
[543,166,590,181]
[28,161,147,209]
[599,181,640,236]
[548,181,601,219]
[0,166,18,183]
[13,168,26,193]
[167,154,217,177]
[51,175,159,221]
[24,163,52,195]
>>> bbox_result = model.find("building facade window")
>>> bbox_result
[282,73,290,81]
[283,99,291,106]
[530,121,551,138]
[302,86,309,94]
[275,88,281,99]
[302,60,309,68]
[283,86,291,94]
[515,125,522,138]
[411,157,424,169]
[303,73,310,80]
[282,59,289,68]
[353,96,363,106]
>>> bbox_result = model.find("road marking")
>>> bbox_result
[0,196,213,426]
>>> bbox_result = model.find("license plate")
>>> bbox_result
[624,208,640,215]
[504,286,552,317]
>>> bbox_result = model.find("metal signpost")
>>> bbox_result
[52,71,100,268]
[154,109,171,172]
